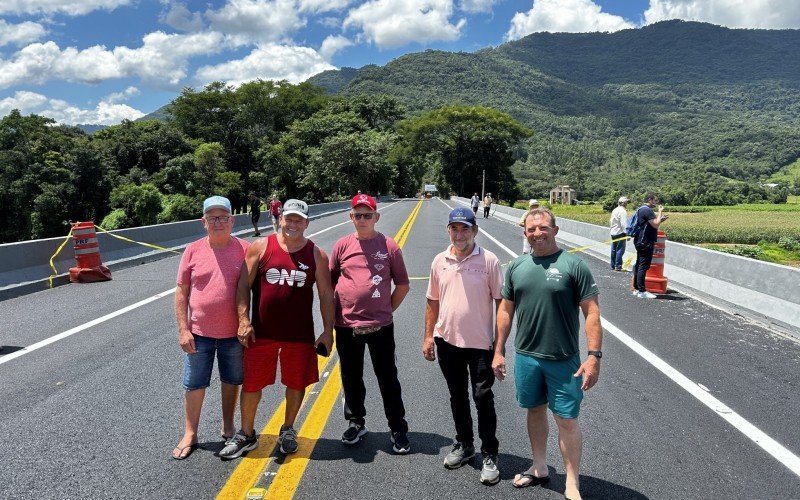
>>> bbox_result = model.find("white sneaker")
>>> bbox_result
[638,291,657,299]
[631,290,639,296]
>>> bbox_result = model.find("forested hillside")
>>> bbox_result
[310,20,800,205]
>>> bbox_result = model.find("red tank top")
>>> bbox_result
[252,234,317,342]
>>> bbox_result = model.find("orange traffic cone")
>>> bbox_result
[644,230,668,293]
[69,221,112,283]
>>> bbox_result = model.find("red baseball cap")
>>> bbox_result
[351,194,377,211]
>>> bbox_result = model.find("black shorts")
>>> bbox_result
[251,211,260,223]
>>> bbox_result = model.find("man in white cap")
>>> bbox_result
[173,195,250,460]
[220,198,334,459]
[609,196,629,271]
[519,199,540,254]
[482,193,493,219]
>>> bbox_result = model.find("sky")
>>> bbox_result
[0,0,799,126]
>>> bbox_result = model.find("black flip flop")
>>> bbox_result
[512,472,550,488]
[171,442,198,460]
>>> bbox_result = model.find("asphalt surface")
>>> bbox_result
[1,198,798,500]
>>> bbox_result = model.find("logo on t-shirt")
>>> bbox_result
[297,262,309,270]
[371,289,381,298]
[371,251,388,260]
[545,268,563,282]
[374,263,384,271]
[266,268,308,287]
[371,275,382,285]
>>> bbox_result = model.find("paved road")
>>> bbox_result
[1,199,798,499]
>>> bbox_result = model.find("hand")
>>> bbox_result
[179,328,196,354]
[660,214,669,222]
[315,330,334,354]
[574,356,601,391]
[657,204,664,212]
[492,352,507,381]
[422,337,435,361]
[237,320,255,348]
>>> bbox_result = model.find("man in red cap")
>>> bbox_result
[329,194,412,454]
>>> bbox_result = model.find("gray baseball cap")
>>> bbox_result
[282,199,308,219]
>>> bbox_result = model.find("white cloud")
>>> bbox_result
[344,0,466,49]
[0,90,144,125]
[506,0,635,40]
[0,0,132,16]
[0,31,225,89]
[206,0,305,45]
[160,1,204,32]
[104,86,140,104]
[320,35,353,59]
[0,19,47,47]
[298,0,352,13]
[195,44,335,86]
[459,0,498,14]
[644,0,800,29]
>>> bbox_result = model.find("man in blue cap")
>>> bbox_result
[423,207,504,484]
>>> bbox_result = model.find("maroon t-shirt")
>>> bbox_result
[252,234,316,343]
[329,232,409,328]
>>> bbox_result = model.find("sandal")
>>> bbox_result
[171,442,198,460]
[512,468,550,488]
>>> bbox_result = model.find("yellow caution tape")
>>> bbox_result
[94,225,182,254]
[566,235,629,255]
[47,227,74,288]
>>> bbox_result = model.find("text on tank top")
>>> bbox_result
[252,234,317,342]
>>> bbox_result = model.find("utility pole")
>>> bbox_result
[481,169,485,203]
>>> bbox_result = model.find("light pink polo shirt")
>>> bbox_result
[176,236,249,338]
[426,245,504,350]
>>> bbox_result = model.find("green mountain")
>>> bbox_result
[308,20,800,203]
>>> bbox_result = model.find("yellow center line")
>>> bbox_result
[217,199,425,500]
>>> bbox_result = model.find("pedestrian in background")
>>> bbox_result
[483,193,493,219]
[423,207,504,485]
[471,193,480,216]
[519,199,540,254]
[173,196,249,460]
[609,196,629,271]
[493,208,602,500]
[249,192,261,236]
[632,193,668,299]
[268,195,282,234]
[330,193,412,454]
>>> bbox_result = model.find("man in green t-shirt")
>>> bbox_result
[493,208,602,500]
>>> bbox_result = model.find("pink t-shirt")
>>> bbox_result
[426,245,504,350]
[176,236,250,338]
[330,232,410,328]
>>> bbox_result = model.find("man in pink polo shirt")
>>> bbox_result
[423,207,504,485]
[330,193,411,454]
[173,196,249,460]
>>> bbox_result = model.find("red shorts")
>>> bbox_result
[243,338,319,392]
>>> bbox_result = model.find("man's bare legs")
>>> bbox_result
[554,415,583,500]
[173,388,204,458]
[240,390,262,435]
[220,382,239,438]
[283,387,305,429]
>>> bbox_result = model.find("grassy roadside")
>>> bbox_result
[511,201,800,267]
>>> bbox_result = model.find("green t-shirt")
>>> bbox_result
[502,249,599,360]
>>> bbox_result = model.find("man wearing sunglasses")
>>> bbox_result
[173,196,250,460]
[330,194,412,454]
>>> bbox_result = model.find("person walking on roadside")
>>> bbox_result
[519,199,540,254]
[330,193,412,454]
[609,196,629,271]
[632,193,668,299]
[493,208,602,500]
[219,199,334,459]
[471,193,481,216]
[173,196,250,460]
[422,207,504,485]
[249,192,262,236]
[483,193,493,219]
[268,195,282,234]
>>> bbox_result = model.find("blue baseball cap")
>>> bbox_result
[448,207,476,227]
[203,195,232,214]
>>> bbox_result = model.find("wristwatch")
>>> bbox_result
[587,350,602,359]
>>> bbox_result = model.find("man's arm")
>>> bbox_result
[574,295,603,390]
[175,284,196,354]
[648,205,667,229]
[236,240,263,347]
[391,283,410,311]
[314,247,335,352]
[492,298,516,380]
[422,299,439,361]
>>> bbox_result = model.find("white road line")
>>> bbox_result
[0,202,401,367]
[439,197,800,478]
[0,289,174,366]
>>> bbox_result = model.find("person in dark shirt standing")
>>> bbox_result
[248,193,261,236]
[632,193,668,299]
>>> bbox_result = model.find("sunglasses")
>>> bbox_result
[353,213,375,220]
[204,216,231,224]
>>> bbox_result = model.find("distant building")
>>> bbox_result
[423,184,438,199]
[550,185,577,205]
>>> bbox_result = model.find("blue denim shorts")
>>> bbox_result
[515,352,584,419]
[182,334,244,391]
